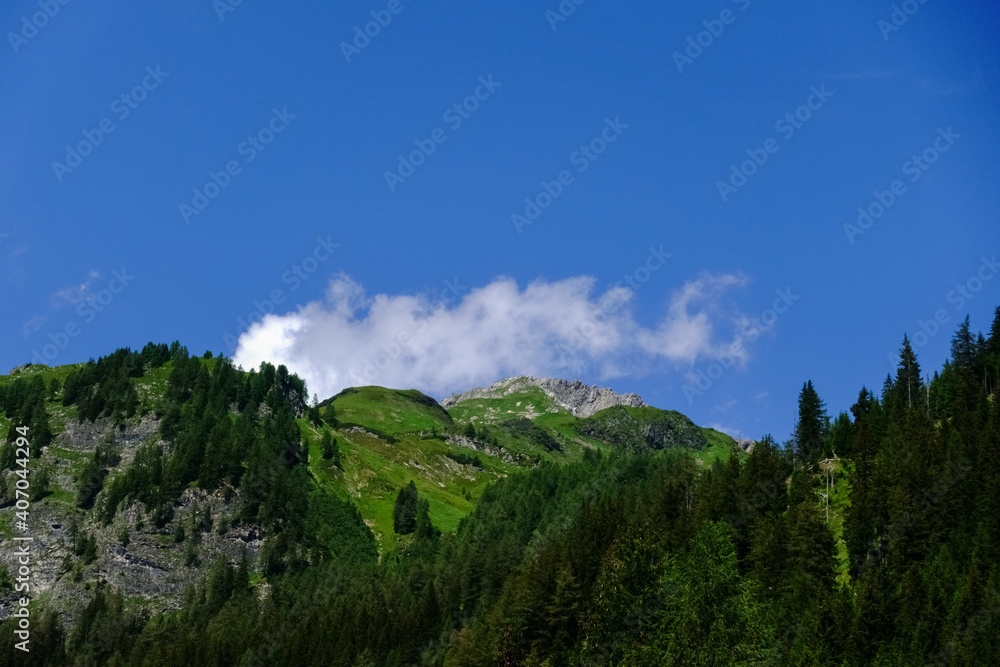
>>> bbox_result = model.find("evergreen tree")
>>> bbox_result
[26,392,53,456]
[893,336,923,412]
[321,429,341,468]
[987,306,1000,393]
[794,381,828,465]
[415,498,439,540]
[393,481,418,535]
[650,520,775,665]
[951,315,977,369]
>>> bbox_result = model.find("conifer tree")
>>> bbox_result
[794,381,828,465]
[951,316,976,368]
[415,498,439,540]
[321,429,341,468]
[393,481,418,535]
[894,336,923,411]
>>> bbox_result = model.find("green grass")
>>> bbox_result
[134,362,175,413]
[691,428,742,466]
[328,386,453,437]
[5,359,739,558]
[574,405,710,452]
[302,414,513,551]
[447,386,566,426]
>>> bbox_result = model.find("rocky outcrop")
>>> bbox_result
[441,376,646,419]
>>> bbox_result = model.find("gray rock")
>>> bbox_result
[441,376,646,419]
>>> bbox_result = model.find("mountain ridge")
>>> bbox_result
[440,375,646,419]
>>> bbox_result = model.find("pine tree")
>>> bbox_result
[415,498,439,540]
[987,307,1000,393]
[794,381,828,465]
[26,392,53,456]
[321,429,341,468]
[393,481,418,535]
[951,316,976,369]
[893,336,923,412]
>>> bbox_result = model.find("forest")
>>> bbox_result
[0,309,998,666]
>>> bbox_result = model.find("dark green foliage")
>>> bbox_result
[574,405,708,452]
[62,347,147,423]
[23,313,1000,666]
[77,436,120,509]
[647,521,775,665]
[889,335,924,416]
[500,416,562,451]
[321,428,341,467]
[393,481,418,535]
[415,498,439,540]
[72,528,98,564]
[0,374,52,456]
[952,315,977,369]
[0,608,65,665]
[793,380,828,465]
[30,462,52,501]
[445,450,483,468]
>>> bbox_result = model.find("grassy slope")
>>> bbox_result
[2,364,746,555]
[326,386,453,436]
[313,387,517,550]
[696,427,742,466]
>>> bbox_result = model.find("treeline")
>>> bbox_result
[0,372,54,457]
[4,309,1000,665]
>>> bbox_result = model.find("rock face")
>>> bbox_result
[441,376,646,419]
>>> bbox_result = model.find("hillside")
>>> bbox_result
[4,316,997,666]
[441,375,646,418]
[0,345,738,634]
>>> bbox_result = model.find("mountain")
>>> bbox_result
[0,345,738,639]
[441,375,646,418]
[7,314,997,666]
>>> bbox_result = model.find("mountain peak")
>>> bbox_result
[441,376,646,419]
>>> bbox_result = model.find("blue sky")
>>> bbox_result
[2,0,998,442]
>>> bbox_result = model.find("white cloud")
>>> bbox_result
[713,398,739,413]
[22,316,46,336]
[234,272,755,400]
[51,270,99,308]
